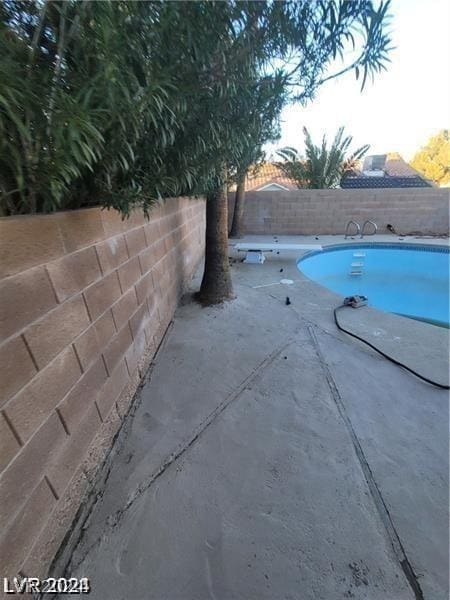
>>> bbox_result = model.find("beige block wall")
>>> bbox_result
[228,188,450,235]
[0,197,205,579]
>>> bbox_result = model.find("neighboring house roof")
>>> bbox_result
[341,176,432,189]
[256,182,291,191]
[383,153,423,177]
[230,155,432,191]
[342,152,433,188]
[244,163,298,191]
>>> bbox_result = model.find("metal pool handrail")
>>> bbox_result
[360,220,378,238]
[344,220,361,239]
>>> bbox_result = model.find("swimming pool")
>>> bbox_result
[297,243,450,327]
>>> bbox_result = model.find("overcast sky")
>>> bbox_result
[266,0,450,161]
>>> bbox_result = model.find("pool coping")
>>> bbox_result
[298,241,450,263]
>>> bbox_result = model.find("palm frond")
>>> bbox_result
[276,127,370,189]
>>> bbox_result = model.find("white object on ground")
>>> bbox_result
[252,282,280,289]
[252,278,295,289]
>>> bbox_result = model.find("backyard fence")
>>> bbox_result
[0,197,205,578]
[228,188,450,235]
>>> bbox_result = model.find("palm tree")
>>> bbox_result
[276,127,370,189]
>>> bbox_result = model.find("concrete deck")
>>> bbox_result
[59,235,449,600]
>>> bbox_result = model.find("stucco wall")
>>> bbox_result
[0,197,205,579]
[228,188,449,235]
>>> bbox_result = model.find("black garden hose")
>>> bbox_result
[334,304,450,390]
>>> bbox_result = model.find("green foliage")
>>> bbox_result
[0,0,392,215]
[411,130,450,187]
[276,126,370,188]
[0,1,183,215]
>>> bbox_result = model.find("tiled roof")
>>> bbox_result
[244,163,298,191]
[341,176,432,189]
[232,156,432,191]
[342,153,432,188]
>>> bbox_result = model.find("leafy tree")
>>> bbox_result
[411,130,450,187]
[0,1,182,215]
[192,0,392,302]
[229,111,282,239]
[276,126,370,189]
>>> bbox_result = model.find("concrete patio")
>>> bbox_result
[59,235,449,600]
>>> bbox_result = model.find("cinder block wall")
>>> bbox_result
[0,197,205,579]
[228,188,449,235]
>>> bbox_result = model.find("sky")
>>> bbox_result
[266,0,450,162]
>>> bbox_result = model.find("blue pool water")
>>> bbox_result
[298,243,450,327]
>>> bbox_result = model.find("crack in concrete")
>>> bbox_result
[103,337,295,527]
[307,324,424,600]
[65,335,297,575]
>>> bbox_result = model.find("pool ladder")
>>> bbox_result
[345,219,378,239]
[350,251,366,276]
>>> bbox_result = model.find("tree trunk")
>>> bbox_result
[229,177,246,238]
[197,183,235,305]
